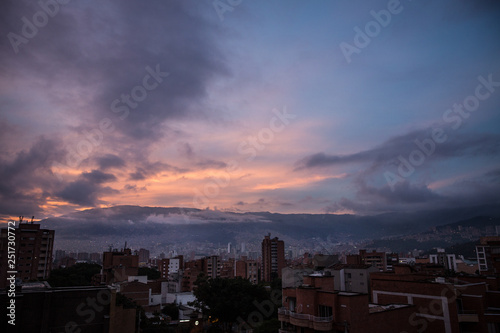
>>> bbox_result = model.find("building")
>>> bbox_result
[278,272,418,333]
[54,249,66,262]
[312,254,339,269]
[430,249,458,271]
[325,264,379,293]
[220,258,235,279]
[118,278,168,312]
[77,252,90,261]
[477,236,500,275]
[261,233,285,282]
[235,256,259,284]
[158,256,183,279]
[371,265,500,333]
[0,283,136,333]
[58,256,76,268]
[359,249,387,271]
[282,266,315,288]
[204,255,221,279]
[101,248,139,284]
[138,248,150,265]
[90,252,102,264]
[0,220,55,288]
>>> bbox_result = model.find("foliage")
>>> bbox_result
[138,267,161,280]
[116,292,138,309]
[47,263,101,287]
[253,318,281,333]
[162,303,180,320]
[191,277,270,332]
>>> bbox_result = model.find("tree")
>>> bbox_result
[253,318,281,333]
[47,263,101,287]
[162,302,180,320]
[138,267,161,280]
[191,277,270,332]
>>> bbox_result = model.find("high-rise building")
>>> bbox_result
[101,248,139,284]
[158,256,183,279]
[0,221,55,288]
[138,248,150,264]
[430,249,458,271]
[359,249,387,271]
[235,258,258,284]
[261,233,285,282]
[476,236,500,274]
[204,255,221,279]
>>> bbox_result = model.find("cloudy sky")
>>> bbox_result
[1,0,499,223]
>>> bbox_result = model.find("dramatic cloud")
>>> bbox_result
[96,154,126,170]
[0,1,499,221]
[295,129,500,172]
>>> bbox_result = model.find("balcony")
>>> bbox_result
[289,312,312,328]
[278,308,334,330]
[278,307,290,322]
[458,310,479,323]
[312,315,334,331]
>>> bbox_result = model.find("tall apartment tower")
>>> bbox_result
[261,233,285,282]
[0,220,55,288]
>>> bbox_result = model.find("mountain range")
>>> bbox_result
[38,204,500,254]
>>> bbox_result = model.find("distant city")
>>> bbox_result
[1,215,500,332]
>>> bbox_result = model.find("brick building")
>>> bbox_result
[325,264,379,293]
[370,265,500,332]
[279,272,418,332]
[261,234,285,282]
[158,256,183,279]
[0,221,54,288]
[101,248,139,284]
[477,236,500,275]
[235,256,259,284]
[0,283,136,333]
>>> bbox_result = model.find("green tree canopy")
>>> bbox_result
[47,263,101,287]
[191,277,272,332]
[138,267,161,280]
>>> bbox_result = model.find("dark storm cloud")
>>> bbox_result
[0,0,231,214]
[1,0,230,154]
[56,179,118,206]
[0,136,66,217]
[327,167,500,215]
[294,128,500,172]
[96,154,125,170]
[56,169,118,206]
[81,170,117,184]
[128,161,186,181]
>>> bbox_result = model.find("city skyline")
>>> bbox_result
[1,1,500,224]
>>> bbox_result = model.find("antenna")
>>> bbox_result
[30,216,34,224]
[124,241,127,250]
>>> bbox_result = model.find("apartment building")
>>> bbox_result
[279,272,417,333]
[101,248,139,284]
[371,265,500,333]
[477,236,500,275]
[0,221,54,288]
[262,233,285,282]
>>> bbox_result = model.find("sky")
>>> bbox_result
[1,0,499,223]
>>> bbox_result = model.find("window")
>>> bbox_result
[318,305,333,318]
[346,273,352,279]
